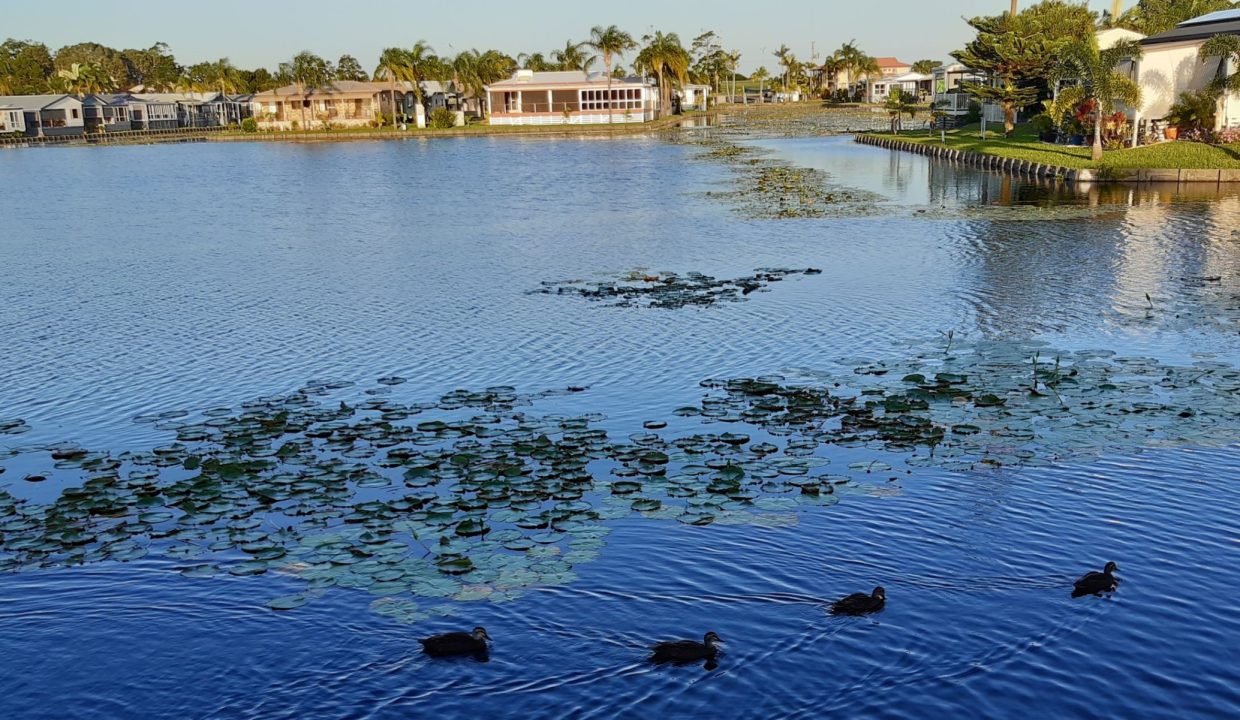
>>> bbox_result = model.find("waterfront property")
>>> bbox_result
[82,94,133,132]
[864,58,913,102]
[1131,9,1240,134]
[251,81,401,130]
[485,70,658,125]
[870,71,933,103]
[1,104,26,134]
[0,94,85,137]
[679,84,713,111]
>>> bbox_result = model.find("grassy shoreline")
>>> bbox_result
[862,123,1240,170]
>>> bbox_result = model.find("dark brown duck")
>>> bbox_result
[830,586,886,616]
[651,632,723,662]
[419,626,491,657]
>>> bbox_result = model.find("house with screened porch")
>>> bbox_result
[484,70,658,125]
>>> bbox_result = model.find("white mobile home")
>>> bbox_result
[0,95,85,136]
[485,70,658,125]
[0,104,25,134]
[1132,10,1240,131]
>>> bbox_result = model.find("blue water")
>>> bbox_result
[2,133,1240,719]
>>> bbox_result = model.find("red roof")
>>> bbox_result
[875,57,910,69]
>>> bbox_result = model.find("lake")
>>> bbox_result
[2,128,1239,719]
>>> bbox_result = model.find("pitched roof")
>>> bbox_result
[1142,13,1240,46]
[252,80,392,99]
[875,57,910,69]
[0,94,79,111]
[486,70,649,89]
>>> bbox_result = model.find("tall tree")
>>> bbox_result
[0,39,54,94]
[752,66,770,102]
[587,25,637,123]
[57,62,112,96]
[1119,0,1238,35]
[336,55,367,81]
[773,44,793,91]
[1051,35,1142,159]
[121,43,180,90]
[374,47,409,127]
[690,31,726,90]
[952,10,1057,135]
[518,52,555,71]
[911,59,939,75]
[278,51,334,129]
[54,43,131,88]
[635,31,690,116]
[552,40,594,72]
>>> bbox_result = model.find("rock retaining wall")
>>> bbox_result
[854,134,1240,184]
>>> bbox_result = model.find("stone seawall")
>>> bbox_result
[854,134,1240,185]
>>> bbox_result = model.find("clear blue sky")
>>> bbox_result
[8,0,1133,73]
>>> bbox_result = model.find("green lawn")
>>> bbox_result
[864,123,1240,170]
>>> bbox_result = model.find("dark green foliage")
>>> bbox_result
[241,117,258,133]
[429,107,456,129]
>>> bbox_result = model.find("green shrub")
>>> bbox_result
[1166,90,1217,133]
[429,108,456,129]
[240,118,258,133]
[965,100,982,125]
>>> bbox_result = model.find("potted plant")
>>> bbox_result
[1030,112,1057,143]
[1165,90,1217,141]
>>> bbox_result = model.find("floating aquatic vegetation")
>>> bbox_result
[4,340,1236,622]
[687,136,886,219]
[534,268,823,309]
[694,340,1240,470]
[0,381,855,623]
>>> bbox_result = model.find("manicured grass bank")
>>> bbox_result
[863,123,1240,171]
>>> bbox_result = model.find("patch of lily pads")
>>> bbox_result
[688,137,885,219]
[692,339,1240,470]
[0,381,849,623]
[3,340,1238,622]
[534,267,823,308]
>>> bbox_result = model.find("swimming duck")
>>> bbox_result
[1073,561,1119,597]
[419,626,491,657]
[651,632,723,662]
[830,586,886,616]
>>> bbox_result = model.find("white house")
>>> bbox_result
[485,70,658,125]
[1131,9,1240,133]
[0,94,85,136]
[0,104,25,134]
[680,84,712,111]
[82,94,133,132]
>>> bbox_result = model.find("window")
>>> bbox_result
[71,108,80,119]
[580,87,645,111]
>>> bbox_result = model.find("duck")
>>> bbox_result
[419,626,491,657]
[830,586,886,616]
[651,632,723,663]
[1073,561,1119,597]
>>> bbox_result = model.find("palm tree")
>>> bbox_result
[819,54,846,98]
[773,45,792,91]
[552,40,594,72]
[280,51,334,130]
[57,62,111,132]
[727,50,742,102]
[752,66,770,103]
[635,31,690,117]
[1201,34,1240,100]
[910,59,938,75]
[58,62,110,97]
[587,25,637,123]
[854,56,881,103]
[375,47,409,127]
[1052,36,1143,160]
[518,52,555,72]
